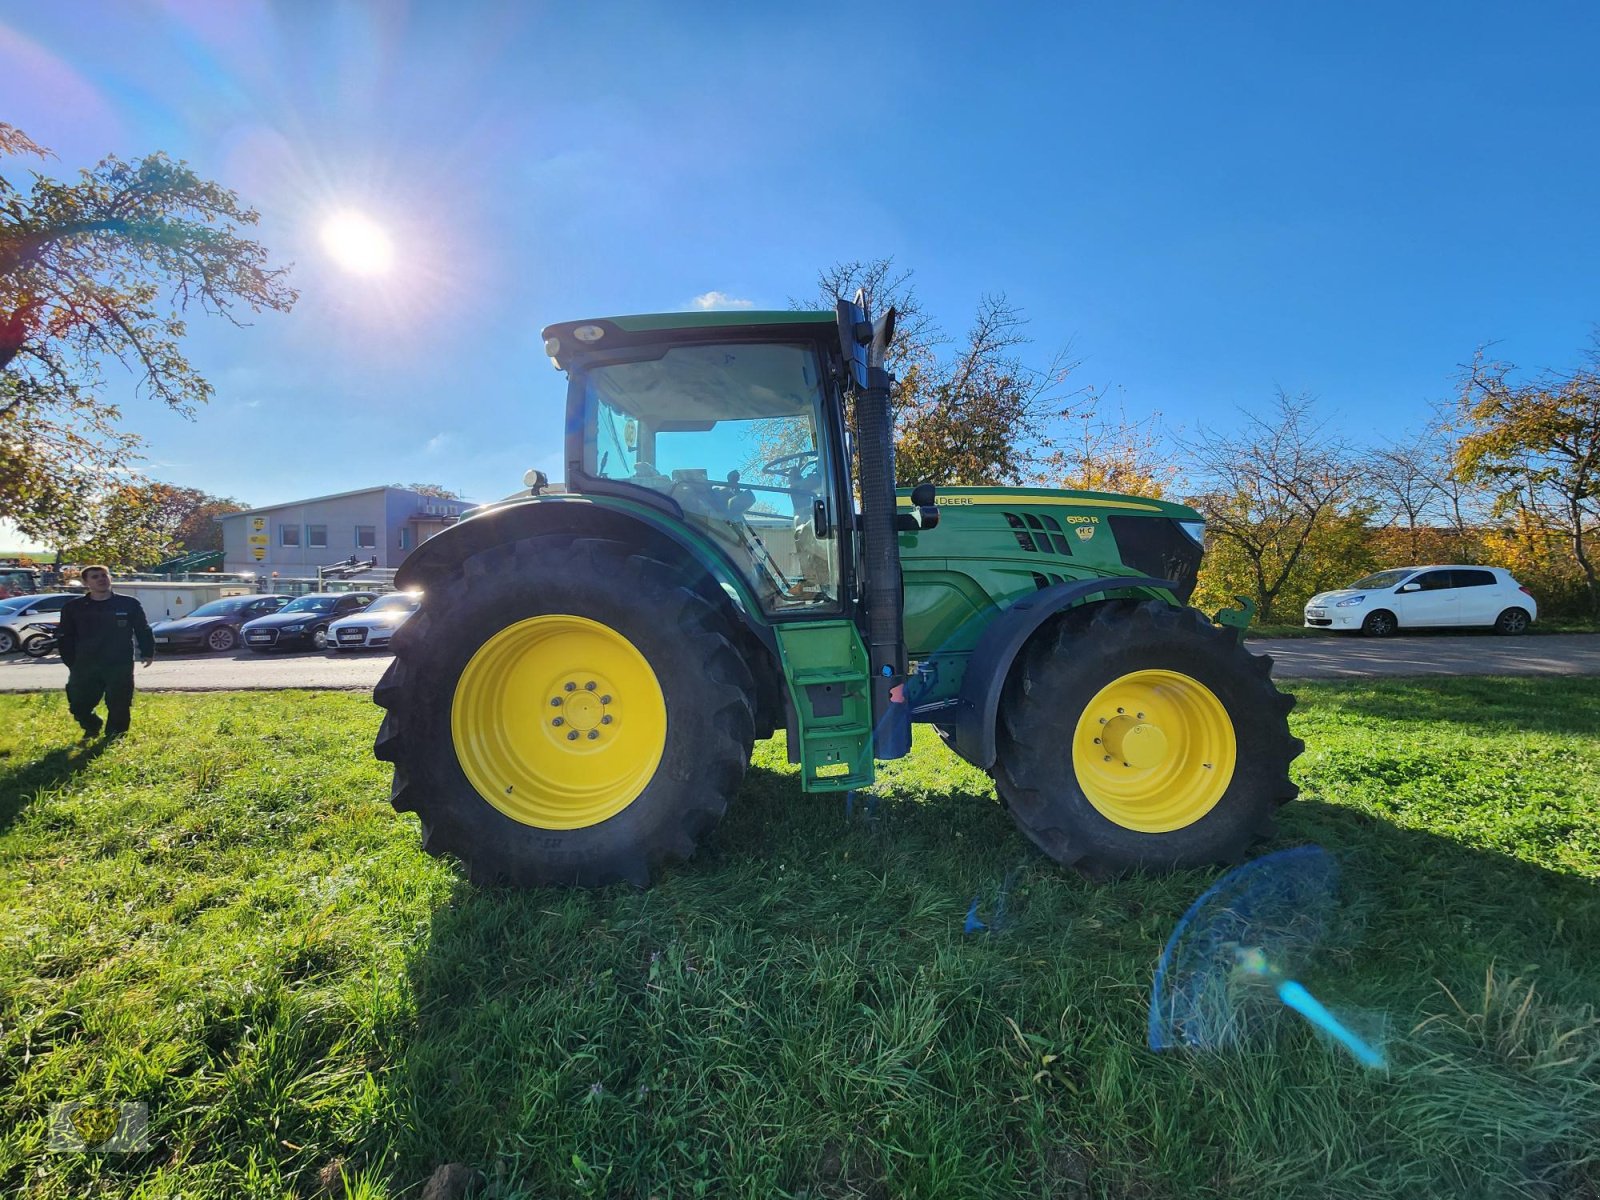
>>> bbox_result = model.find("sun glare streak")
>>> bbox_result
[320,211,395,276]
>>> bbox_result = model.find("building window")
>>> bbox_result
[280,524,300,547]
[398,527,412,550]
[307,524,328,548]
[356,525,377,549]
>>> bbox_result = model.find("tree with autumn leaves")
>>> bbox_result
[1455,344,1600,617]
[0,121,294,549]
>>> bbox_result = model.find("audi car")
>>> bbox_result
[325,591,421,651]
[241,592,378,651]
[151,594,291,653]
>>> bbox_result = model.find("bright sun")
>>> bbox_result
[319,211,395,277]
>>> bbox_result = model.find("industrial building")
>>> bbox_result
[216,486,470,577]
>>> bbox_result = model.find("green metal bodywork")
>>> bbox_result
[897,486,1196,707]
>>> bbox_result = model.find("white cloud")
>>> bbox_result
[424,433,455,455]
[691,291,755,311]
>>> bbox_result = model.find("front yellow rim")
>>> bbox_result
[451,614,667,829]
[1070,669,1237,833]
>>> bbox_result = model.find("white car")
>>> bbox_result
[325,591,421,651]
[0,592,78,654]
[1305,566,1537,637]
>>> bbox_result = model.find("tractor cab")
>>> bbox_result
[563,329,857,611]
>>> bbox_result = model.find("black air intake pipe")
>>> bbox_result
[846,304,911,760]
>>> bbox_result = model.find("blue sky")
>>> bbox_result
[3,1,1599,547]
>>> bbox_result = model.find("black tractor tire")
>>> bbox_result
[374,536,756,888]
[1361,609,1399,638]
[1493,607,1531,636]
[993,600,1302,878]
[206,625,237,652]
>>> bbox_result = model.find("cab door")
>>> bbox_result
[1394,569,1459,627]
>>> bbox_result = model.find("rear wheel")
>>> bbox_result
[1493,607,1530,635]
[1361,609,1398,637]
[374,536,756,887]
[994,600,1301,877]
[0,629,14,654]
[206,625,237,652]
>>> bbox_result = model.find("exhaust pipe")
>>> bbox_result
[838,297,911,760]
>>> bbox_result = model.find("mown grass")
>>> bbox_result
[1,679,1597,1199]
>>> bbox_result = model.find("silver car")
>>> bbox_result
[325,592,421,651]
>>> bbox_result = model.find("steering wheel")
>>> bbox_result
[761,450,821,490]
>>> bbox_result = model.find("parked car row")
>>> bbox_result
[0,591,422,657]
[1305,565,1537,636]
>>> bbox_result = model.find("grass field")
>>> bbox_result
[1,679,1598,1199]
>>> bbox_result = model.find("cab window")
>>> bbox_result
[582,342,840,612]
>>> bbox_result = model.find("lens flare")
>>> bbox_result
[1149,845,1387,1068]
[319,211,395,276]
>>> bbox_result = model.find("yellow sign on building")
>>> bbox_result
[251,517,266,533]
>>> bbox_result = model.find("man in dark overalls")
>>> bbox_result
[57,565,154,741]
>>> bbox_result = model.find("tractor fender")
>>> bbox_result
[395,494,777,655]
[945,575,1176,770]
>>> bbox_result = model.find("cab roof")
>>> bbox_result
[542,310,835,341]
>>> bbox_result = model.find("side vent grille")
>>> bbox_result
[1004,511,1073,555]
[1031,571,1069,590]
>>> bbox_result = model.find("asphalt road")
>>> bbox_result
[2,634,1599,692]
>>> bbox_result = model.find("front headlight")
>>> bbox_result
[1177,519,1206,546]
[1335,595,1366,608]
[283,623,304,632]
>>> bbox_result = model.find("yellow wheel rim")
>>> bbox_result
[451,614,667,829]
[1070,669,1237,833]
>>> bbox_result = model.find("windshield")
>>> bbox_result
[283,596,337,614]
[366,593,420,613]
[188,599,247,618]
[581,341,840,611]
[0,595,31,613]
[1351,569,1417,590]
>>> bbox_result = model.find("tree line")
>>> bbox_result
[4,124,1595,618]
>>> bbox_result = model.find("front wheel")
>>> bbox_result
[0,629,15,655]
[1361,609,1398,638]
[311,627,330,651]
[374,536,757,887]
[994,600,1302,877]
[21,633,57,659]
[207,626,237,652]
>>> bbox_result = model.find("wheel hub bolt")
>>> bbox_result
[601,715,612,725]
[564,682,576,692]
[552,717,564,726]
[585,681,597,690]
[550,697,562,707]
[566,730,579,741]
[600,695,612,704]
[587,730,599,740]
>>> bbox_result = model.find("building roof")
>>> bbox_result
[215,486,469,522]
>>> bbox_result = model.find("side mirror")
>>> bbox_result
[1398,582,1420,593]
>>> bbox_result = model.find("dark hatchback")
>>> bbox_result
[241,592,378,652]
[152,594,291,653]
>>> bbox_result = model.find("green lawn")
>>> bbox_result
[1,680,1597,1199]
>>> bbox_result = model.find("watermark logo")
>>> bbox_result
[47,1102,149,1153]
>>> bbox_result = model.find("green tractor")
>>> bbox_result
[374,301,1302,887]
